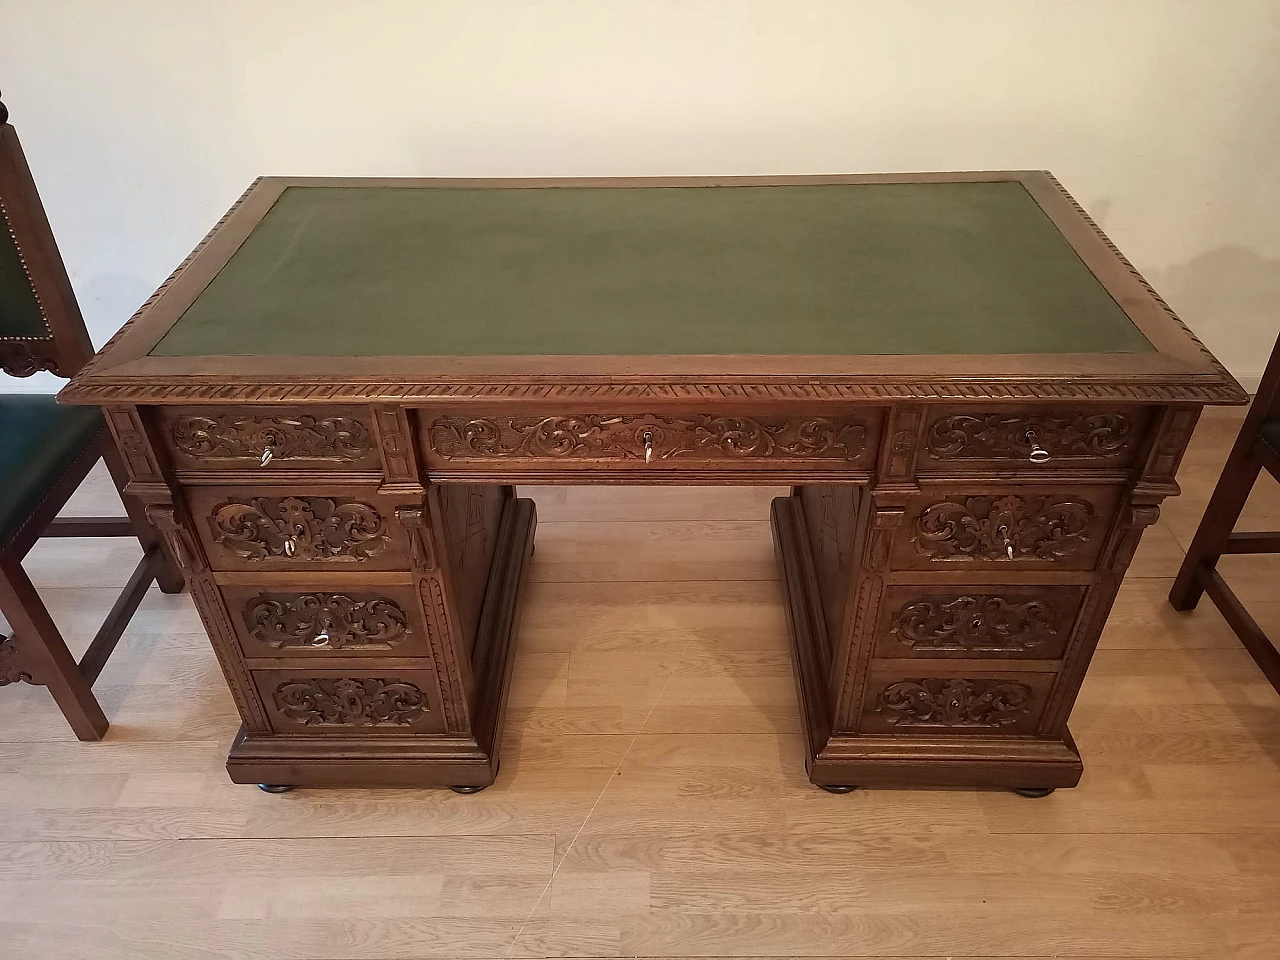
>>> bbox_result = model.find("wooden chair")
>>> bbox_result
[1169,331,1280,694]
[0,93,184,739]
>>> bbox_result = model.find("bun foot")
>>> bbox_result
[449,784,489,795]
[257,784,295,794]
[1011,786,1056,798]
[818,784,858,794]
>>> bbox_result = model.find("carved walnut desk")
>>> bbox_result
[60,173,1245,795]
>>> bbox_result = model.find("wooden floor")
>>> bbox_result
[3,407,1280,959]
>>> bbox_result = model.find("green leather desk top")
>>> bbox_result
[151,181,1153,358]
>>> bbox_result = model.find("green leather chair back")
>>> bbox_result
[0,94,94,378]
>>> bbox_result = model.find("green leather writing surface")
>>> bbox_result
[152,182,1153,357]
[0,210,50,338]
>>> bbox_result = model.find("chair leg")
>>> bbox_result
[101,442,185,595]
[0,554,109,741]
[1169,449,1263,611]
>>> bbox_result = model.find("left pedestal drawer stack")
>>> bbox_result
[161,409,453,741]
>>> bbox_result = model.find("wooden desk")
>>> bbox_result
[61,173,1244,795]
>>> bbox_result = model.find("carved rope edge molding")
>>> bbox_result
[62,376,1245,405]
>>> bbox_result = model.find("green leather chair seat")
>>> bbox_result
[0,394,103,547]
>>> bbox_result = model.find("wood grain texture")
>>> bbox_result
[3,415,1279,957]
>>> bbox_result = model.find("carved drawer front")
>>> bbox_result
[186,486,412,572]
[874,584,1085,661]
[919,405,1144,474]
[254,668,446,735]
[419,410,881,475]
[892,483,1123,572]
[223,584,429,659]
[859,669,1055,735]
[160,406,381,473]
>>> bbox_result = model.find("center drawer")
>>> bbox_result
[417,409,882,477]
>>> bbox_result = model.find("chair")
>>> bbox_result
[0,93,184,739]
[1169,331,1280,695]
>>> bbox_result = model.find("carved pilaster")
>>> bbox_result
[1039,502,1161,733]
[372,404,421,488]
[107,407,270,734]
[877,404,924,490]
[397,501,470,733]
[1135,405,1200,500]
[103,405,164,483]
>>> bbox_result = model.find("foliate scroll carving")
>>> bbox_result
[0,634,35,686]
[913,495,1093,561]
[172,414,372,461]
[0,340,58,378]
[245,594,409,650]
[892,596,1058,653]
[273,678,427,726]
[210,497,389,562]
[427,415,867,462]
[875,678,1034,727]
[927,413,1132,460]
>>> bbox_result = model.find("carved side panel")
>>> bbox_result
[438,484,508,659]
[832,506,900,729]
[796,485,860,660]
[398,501,471,733]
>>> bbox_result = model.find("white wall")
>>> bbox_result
[3,0,1278,391]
